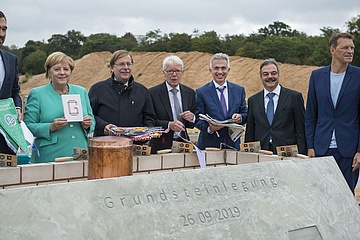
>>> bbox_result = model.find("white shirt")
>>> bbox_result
[212,80,229,112]
[263,85,281,114]
[0,54,5,91]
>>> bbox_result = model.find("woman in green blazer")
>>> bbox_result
[24,52,95,163]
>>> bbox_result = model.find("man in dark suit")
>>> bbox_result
[245,58,306,154]
[0,11,22,154]
[196,53,248,150]
[305,32,360,192]
[149,55,196,154]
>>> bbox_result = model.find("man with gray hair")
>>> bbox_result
[149,55,196,153]
[245,58,306,154]
[196,53,248,150]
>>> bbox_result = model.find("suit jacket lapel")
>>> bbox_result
[273,87,288,123]
[208,82,224,117]
[336,65,352,108]
[0,50,7,95]
[255,90,269,126]
[324,66,334,109]
[180,84,188,111]
[227,82,233,117]
[160,82,173,120]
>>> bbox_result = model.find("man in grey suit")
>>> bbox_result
[149,55,196,154]
[245,58,306,154]
[0,11,22,154]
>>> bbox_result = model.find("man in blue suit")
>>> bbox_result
[0,11,22,154]
[305,32,360,192]
[196,53,248,150]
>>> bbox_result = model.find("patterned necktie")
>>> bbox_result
[217,86,227,116]
[266,92,275,124]
[171,88,181,120]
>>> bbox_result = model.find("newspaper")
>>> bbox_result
[199,113,245,142]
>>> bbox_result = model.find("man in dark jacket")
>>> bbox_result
[89,50,156,137]
[149,55,196,153]
[0,11,22,154]
[245,58,306,154]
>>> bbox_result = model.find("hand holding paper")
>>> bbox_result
[81,115,93,130]
[199,113,245,142]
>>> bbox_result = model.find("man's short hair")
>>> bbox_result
[329,32,354,48]
[0,11,6,21]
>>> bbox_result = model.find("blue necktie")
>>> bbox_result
[267,92,275,124]
[217,86,227,116]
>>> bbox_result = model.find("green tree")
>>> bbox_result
[236,42,257,58]
[311,40,330,66]
[138,29,169,52]
[17,40,48,74]
[256,36,301,63]
[258,21,305,37]
[319,26,340,38]
[191,31,224,54]
[23,50,47,75]
[237,34,266,58]
[47,30,85,59]
[223,34,246,56]
[287,36,314,65]
[309,27,339,66]
[79,33,120,57]
[167,33,192,52]
[119,32,138,51]
[346,14,360,66]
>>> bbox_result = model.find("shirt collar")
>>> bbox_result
[212,80,228,89]
[166,81,180,92]
[113,77,129,87]
[264,84,281,97]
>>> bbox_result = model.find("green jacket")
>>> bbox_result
[24,83,95,163]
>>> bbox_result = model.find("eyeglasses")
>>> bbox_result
[114,62,133,68]
[165,70,183,75]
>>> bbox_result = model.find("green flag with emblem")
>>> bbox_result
[0,98,30,156]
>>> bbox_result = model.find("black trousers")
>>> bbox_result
[0,134,16,155]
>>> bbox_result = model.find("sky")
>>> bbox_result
[2,0,359,48]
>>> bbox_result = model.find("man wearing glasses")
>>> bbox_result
[149,55,196,154]
[89,50,156,137]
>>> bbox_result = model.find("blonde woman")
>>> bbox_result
[24,52,95,163]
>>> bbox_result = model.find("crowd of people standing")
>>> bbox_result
[0,10,359,194]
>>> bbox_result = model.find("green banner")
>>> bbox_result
[0,98,30,156]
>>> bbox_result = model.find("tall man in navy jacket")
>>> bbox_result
[0,11,22,154]
[196,53,248,150]
[305,32,360,192]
